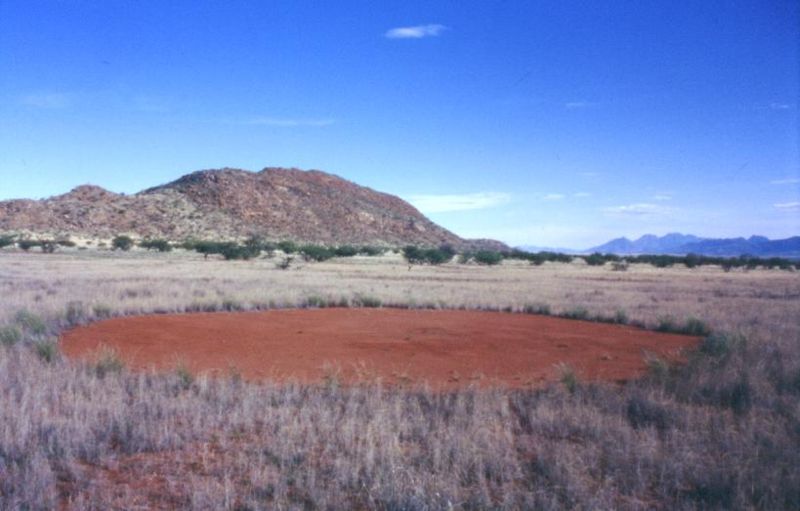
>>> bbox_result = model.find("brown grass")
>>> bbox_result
[1,248,799,509]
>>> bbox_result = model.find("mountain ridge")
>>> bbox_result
[586,233,800,258]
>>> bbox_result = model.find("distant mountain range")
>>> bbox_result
[0,167,506,250]
[520,233,800,258]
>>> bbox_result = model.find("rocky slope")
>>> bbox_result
[0,167,506,249]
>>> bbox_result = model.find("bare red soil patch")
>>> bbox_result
[61,309,698,388]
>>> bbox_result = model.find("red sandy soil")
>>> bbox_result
[61,308,699,388]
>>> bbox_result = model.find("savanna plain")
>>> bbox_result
[1,248,799,509]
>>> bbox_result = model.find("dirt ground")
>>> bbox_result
[61,308,698,388]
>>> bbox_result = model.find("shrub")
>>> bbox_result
[684,253,701,268]
[524,303,551,315]
[626,395,673,432]
[39,240,57,253]
[300,244,335,262]
[221,299,245,311]
[94,348,124,378]
[139,239,172,252]
[35,341,58,363]
[358,246,385,256]
[304,295,327,308]
[656,315,678,333]
[178,239,199,250]
[112,235,134,251]
[56,239,76,247]
[528,253,546,266]
[0,325,22,346]
[17,239,39,251]
[402,246,454,265]
[644,353,670,380]
[611,260,629,271]
[277,241,298,254]
[220,243,259,261]
[562,307,589,320]
[242,235,276,255]
[92,304,113,318]
[0,235,15,248]
[699,333,743,358]
[584,253,606,266]
[614,309,629,324]
[557,363,578,393]
[14,310,46,335]
[65,301,87,326]
[176,364,194,390]
[473,250,504,266]
[192,240,225,258]
[276,256,293,270]
[683,317,711,336]
[353,294,382,308]
[334,245,359,257]
[402,246,425,264]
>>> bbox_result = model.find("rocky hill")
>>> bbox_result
[0,167,506,249]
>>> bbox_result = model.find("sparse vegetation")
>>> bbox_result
[0,250,798,509]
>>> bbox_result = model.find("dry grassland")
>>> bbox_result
[1,249,799,509]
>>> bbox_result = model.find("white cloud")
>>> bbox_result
[774,201,800,212]
[770,102,793,110]
[603,203,674,217]
[238,117,335,127]
[573,192,591,198]
[770,178,800,185]
[543,193,565,201]
[385,24,447,39]
[652,194,672,201]
[407,192,510,213]
[20,92,72,109]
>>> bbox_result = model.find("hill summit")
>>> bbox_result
[0,167,505,249]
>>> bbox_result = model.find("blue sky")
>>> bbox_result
[1,0,797,248]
